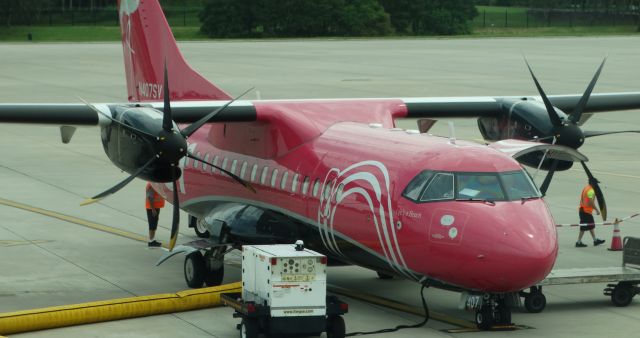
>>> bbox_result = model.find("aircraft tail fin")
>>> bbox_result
[118,0,231,102]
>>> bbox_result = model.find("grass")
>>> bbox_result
[0,26,204,42]
[473,25,639,37]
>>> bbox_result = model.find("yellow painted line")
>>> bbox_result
[328,284,476,329]
[0,197,165,248]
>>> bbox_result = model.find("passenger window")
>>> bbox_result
[271,169,279,187]
[240,162,248,180]
[221,157,228,171]
[251,164,258,182]
[420,173,454,202]
[302,176,310,195]
[261,167,269,185]
[212,155,219,173]
[231,159,238,174]
[292,174,299,193]
[281,171,288,190]
[323,183,332,200]
[194,152,201,169]
[203,153,210,171]
[312,179,320,197]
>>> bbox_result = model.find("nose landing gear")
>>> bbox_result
[472,294,514,330]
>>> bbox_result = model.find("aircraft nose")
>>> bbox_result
[466,201,558,292]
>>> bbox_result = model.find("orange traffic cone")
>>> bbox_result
[608,218,623,251]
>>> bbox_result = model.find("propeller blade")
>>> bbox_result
[584,130,640,138]
[525,58,563,127]
[180,87,254,138]
[162,62,174,132]
[168,168,180,251]
[580,161,607,221]
[569,57,606,124]
[79,97,156,140]
[80,156,157,206]
[539,159,559,195]
[187,152,256,193]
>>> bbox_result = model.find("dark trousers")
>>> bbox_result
[146,208,160,231]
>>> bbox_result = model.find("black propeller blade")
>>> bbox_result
[525,58,563,127]
[80,156,157,206]
[168,167,180,250]
[186,152,256,193]
[539,159,559,195]
[580,161,607,221]
[584,130,640,138]
[162,62,174,132]
[180,86,254,138]
[568,58,606,124]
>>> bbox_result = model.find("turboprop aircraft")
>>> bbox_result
[2,0,640,330]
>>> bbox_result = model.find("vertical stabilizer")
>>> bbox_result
[118,0,231,102]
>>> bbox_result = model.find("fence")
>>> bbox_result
[0,7,202,27]
[473,7,640,28]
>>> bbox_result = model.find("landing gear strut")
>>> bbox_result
[473,294,513,330]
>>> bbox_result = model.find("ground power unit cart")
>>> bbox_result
[221,241,348,338]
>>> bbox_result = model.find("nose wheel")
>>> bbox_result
[473,296,513,330]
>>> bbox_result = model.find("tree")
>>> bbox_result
[1,0,54,27]
[380,0,478,35]
[200,0,256,37]
[339,0,393,36]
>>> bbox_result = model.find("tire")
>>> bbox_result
[184,251,206,288]
[524,292,546,313]
[240,318,259,338]
[193,217,210,238]
[611,283,634,307]
[205,264,225,287]
[475,307,494,330]
[326,315,345,338]
[376,271,393,280]
[496,304,511,325]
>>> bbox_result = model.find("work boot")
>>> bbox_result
[594,239,605,246]
[575,241,587,248]
[148,240,162,247]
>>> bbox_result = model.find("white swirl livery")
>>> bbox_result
[317,160,417,280]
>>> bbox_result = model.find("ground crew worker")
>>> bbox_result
[576,179,605,247]
[146,182,165,247]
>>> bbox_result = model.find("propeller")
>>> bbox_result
[526,58,607,215]
[81,63,255,250]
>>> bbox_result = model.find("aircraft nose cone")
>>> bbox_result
[468,201,557,292]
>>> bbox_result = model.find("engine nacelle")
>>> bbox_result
[100,105,182,182]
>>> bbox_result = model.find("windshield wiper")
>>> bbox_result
[456,198,495,205]
[520,196,540,204]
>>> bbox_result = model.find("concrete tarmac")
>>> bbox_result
[0,36,639,337]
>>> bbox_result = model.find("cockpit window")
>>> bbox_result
[402,169,540,203]
[500,170,541,200]
[402,171,434,200]
[420,173,454,201]
[457,173,505,201]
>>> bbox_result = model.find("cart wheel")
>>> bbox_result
[326,315,345,338]
[474,306,494,330]
[184,251,206,288]
[611,283,634,307]
[376,271,393,279]
[524,291,546,313]
[240,318,259,338]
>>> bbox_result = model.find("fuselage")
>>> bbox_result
[140,99,558,293]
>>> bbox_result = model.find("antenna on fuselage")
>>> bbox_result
[448,121,456,145]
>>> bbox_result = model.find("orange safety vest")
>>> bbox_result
[579,184,595,214]
[145,183,165,209]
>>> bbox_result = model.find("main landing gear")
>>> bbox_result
[184,245,231,288]
[470,294,514,330]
